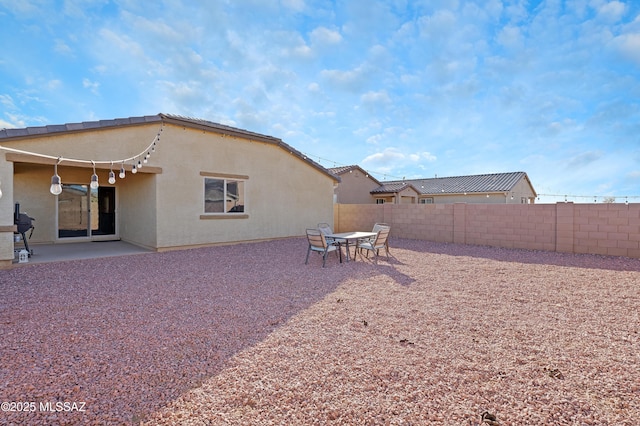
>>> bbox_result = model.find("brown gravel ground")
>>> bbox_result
[1,238,639,425]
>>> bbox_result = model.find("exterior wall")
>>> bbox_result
[0,121,336,265]
[509,177,536,203]
[1,124,161,253]
[153,124,335,250]
[398,187,418,204]
[0,156,14,268]
[335,202,640,259]
[422,193,502,204]
[118,173,158,249]
[334,170,379,204]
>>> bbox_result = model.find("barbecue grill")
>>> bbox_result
[14,203,35,256]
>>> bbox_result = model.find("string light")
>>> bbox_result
[538,194,640,203]
[0,123,162,197]
[301,150,640,204]
[108,161,116,184]
[50,158,63,195]
[90,161,99,189]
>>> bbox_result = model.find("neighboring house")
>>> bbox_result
[328,165,382,204]
[0,113,339,267]
[374,172,537,204]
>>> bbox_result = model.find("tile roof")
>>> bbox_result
[370,181,418,194]
[376,172,534,195]
[328,165,381,185]
[0,113,340,182]
[0,115,162,138]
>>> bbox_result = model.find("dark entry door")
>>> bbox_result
[94,186,116,235]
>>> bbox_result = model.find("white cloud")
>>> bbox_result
[310,26,342,45]
[320,65,371,92]
[0,119,15,129]
[360,90,390,106]
[417,10,457,40]
[610,33,640,65]
[0,94,16,110]
[567,150,604,169]
[280,0,305,12]
[593,0,626,22]
[362,148,437,170]
[496,25,524,49]
[54,39,74,56]
[82,78,100,95]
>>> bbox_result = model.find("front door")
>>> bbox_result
[58,185,116,238]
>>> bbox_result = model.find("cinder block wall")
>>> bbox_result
[334,202,640,259]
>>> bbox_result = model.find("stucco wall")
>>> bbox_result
[1,125,161,250]
[335,202,640,259]
[152,124,335,249]
[0,120,336,265]
[0,155,14,266]
[334,170,379,204]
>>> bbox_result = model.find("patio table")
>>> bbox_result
[326,231,377,262]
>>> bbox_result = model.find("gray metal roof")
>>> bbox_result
[0,113,340,182]
[375,172,535,195]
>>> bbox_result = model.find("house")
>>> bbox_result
[329,166,537,205]
[374,172,537,204]
[0,113,340,268]
[328,165,382,204]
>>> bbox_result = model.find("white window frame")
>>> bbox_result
[201,172,248,218]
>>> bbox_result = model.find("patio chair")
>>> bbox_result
[305,228,341,267]
[356,225,390,261]
[358,222,390,252]
[317,223,336,242]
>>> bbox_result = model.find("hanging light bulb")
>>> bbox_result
[137,159,142,170]
[90,161,99,189]
[143,153,149,164]
[132,161,138,174]
[50,159,63,195]
[119,162,126,179]
[108,162,116,184]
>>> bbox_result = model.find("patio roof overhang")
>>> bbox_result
[5,152,163,174]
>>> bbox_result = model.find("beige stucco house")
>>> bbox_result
[0,114,339,268]
[377,172,537,204]
[331,166,537,205]
[328,165,383,204]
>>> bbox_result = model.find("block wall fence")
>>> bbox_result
[333,202,640,259]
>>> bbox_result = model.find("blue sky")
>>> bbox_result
[1,0,639,203]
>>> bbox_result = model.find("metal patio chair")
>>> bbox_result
[355,225,391,261]
[305,228,341,267]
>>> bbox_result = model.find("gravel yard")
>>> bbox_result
[1,238,639,425]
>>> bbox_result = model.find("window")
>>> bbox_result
[376,198,385,204]
[204,177,246,214]
[419,198,434,204]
